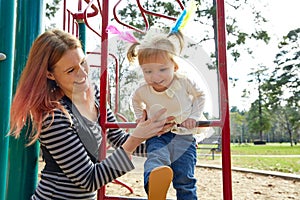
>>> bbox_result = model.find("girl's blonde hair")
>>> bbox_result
[9,29,82,145]
[127,31,184,68]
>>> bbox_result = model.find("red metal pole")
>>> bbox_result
[98,0,109,199]
[216,0,233,199]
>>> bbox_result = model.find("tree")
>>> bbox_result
[45,0,273,122]
[45,0,61,19]
[262,28,300,145]
[45,0,62,29]
[115,0,271,66]
[230,106,247,143]
[264,28,300,108]
[246,99,271,141]
[246,66,271,141]
[113,0,272,120]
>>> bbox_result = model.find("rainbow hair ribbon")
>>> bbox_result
[106,25,138,43]
[170,0,197,34]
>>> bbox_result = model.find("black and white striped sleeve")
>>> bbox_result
[40,109,134,192]
[94,84,146,157]
[106,108,146,157]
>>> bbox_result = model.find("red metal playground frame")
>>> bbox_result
[63,0,232,199]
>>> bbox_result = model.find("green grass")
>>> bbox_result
[197,143,300,174]
[230,143,300,155]
[231,157,300,174]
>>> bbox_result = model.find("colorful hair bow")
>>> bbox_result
[106,25,138,43]
[170,0,197,34]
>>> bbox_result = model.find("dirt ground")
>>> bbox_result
[38,156,300,200]
[104,157,300,200]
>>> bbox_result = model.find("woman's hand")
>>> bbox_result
[122,109,175,154]
[132,108,175,139]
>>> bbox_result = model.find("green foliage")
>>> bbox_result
[251,30,270,43]
[230,107,247,143]
[258,28,300,145]
[116,0,180,32]
[45,0,61,20]
[245,66,271,140]
[117,0,271,65]
[224,1,270,61]
[246,100,271,139]
[267,28,300,109]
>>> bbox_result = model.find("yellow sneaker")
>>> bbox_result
[148,166,173,200]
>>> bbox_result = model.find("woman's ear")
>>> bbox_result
[47,71,55,80]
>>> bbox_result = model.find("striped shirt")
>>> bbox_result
[32,87,146,200]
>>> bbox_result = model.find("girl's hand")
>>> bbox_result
[180,118,196,129]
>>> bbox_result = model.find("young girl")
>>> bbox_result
[127,30,205,200]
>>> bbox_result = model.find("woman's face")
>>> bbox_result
[47,48,89,98]
[141,55,176,92]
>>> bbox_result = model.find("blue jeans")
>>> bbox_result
[144,132,197,200]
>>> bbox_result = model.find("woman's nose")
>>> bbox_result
[78,65,88,76]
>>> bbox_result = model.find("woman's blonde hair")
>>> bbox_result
[127,31,184,69]
[9,29,82,145]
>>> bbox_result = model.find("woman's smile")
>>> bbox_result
[75,77,87,85]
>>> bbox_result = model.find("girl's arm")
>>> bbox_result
[186,78,206,119]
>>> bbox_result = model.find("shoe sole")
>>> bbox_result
[148,166,173,200]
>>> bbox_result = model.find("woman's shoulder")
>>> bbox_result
[42,103,72,126]
[40,107,74,142]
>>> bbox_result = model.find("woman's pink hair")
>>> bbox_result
[9,29,81,145]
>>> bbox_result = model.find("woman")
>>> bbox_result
[9,29,174,199]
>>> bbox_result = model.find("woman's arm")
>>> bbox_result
[94,84,146,156]
[40,109,134,192]
[106,108,146,157]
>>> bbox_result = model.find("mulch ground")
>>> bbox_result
[105,165,300,200]
[38,156,300,199]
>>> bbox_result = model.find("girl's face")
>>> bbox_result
[141,55,176,92]
[47,48,90,98]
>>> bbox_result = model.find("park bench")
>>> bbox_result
[197,134,222,160]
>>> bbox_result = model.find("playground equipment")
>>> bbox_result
[1,0,232,199]
[63,0,232,199]
[0,1,15,199]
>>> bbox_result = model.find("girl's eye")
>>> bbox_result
[144,71,151,74]
[67,68,75,73]
[160,68,167,72]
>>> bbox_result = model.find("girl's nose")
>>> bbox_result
[151,72,161,82]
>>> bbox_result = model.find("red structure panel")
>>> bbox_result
[63,0,232,199]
